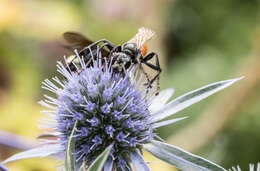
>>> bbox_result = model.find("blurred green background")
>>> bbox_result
[0,0,259,170]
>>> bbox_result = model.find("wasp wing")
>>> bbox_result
[63,32,110,57]
[127,27,155,49]
[63,31,93,50]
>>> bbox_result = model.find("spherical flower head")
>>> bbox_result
[40,50,154,170]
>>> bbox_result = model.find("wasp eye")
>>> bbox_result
[141,44,148,56]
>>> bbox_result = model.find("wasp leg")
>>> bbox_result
[98,42,115,59]
[97,43,119,70]
[81,39,115,52]
[104,45,121,73]
[108,45,121,57]
[142,52,161,95]
[137,56,152,95]
[83,40,117,68]
[99,43,112,52]
[106,45,121,61]
[67,39,116,69]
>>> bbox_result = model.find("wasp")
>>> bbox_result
[63,28,161,95]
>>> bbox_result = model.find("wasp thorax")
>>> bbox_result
[113,52,130,63]
[122,43,139,56]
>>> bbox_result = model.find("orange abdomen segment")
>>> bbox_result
[141,44,148,56]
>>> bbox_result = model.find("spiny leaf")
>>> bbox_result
[2,144,62,164]
[144,140,226,171]
[88,145,113,171]
[151,77,243,123]
[64,121,78,171]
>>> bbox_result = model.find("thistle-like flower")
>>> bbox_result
[40,52,155,170]
[2,47,242,171]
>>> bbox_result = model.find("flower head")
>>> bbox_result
[39,50,155,170]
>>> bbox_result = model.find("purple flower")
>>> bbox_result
[116,132,129,143]
[112,110,124,120]
[39,54,154,170]
[79,127,89,136]
[87,117,100,127]
[105,125,115,137]
[101,103,112,114]
[92,135,102,146]
[84,101,96,112]
[103,87,113,101]
[74,112,83,121]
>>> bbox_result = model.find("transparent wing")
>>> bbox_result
[127,27,155,49]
